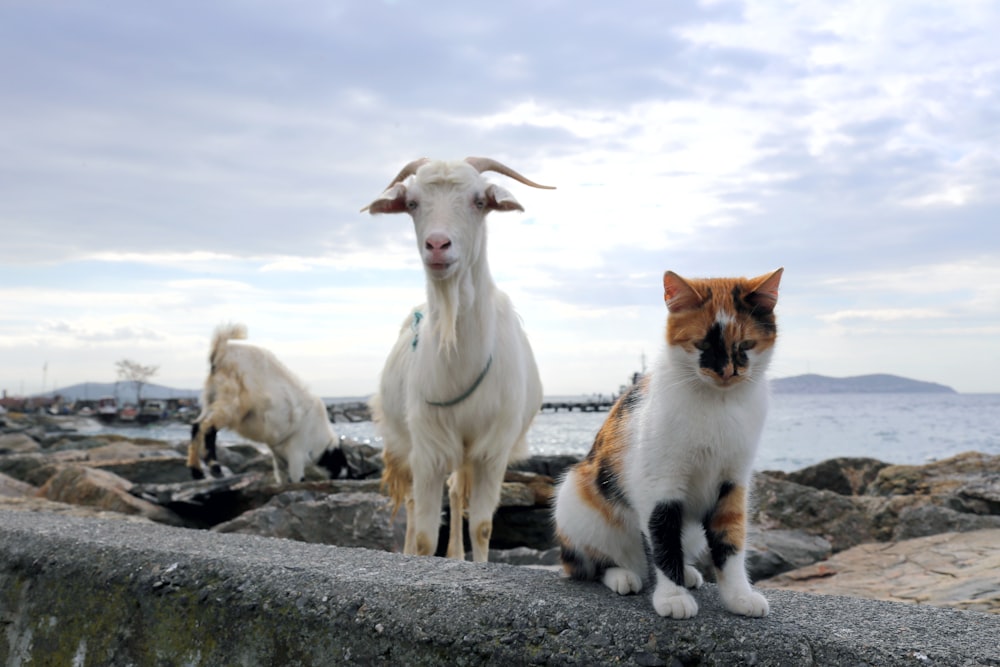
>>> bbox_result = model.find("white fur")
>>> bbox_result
[368,159,544,563]
[554,326,773,618]
[189,323,341,484]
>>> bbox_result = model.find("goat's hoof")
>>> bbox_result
[190,467,205,480]
[209,464,223,478]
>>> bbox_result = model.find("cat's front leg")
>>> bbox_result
[651,570,698,618]
[704,483,769,617]
[648,499,699,618]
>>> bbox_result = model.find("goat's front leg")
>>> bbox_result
[446,464,472,559]
[467,457,508,563]
[187,422,206,479]
[187,422,221,479]
[409,459,448,557]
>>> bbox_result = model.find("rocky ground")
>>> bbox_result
[2,412,998,613]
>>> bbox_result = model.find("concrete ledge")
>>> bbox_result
[1,510,998,666]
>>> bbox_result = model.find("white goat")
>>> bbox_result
[187,323,346,484]
[366,157,551,562]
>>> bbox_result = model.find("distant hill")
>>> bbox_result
[37,382,201,404]
[772,373,957,394]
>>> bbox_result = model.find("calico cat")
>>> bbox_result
[553,268,783,619]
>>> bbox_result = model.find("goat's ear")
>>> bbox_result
[362,184,408,214]
[484,184,524,212]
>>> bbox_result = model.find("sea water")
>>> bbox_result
[88,393,1000,473]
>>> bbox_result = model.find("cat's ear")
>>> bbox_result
[663,271,705,313]
[746,268,784,314]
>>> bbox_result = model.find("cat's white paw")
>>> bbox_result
[723,590,770,617]
[652,586,699,618]
[602,567,643,595]
[683,565,704,589]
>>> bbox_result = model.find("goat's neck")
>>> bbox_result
[424,256,496,358]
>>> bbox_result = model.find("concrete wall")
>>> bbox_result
[1,510,997,666]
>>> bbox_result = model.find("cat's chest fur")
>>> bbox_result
[623,359,769,517]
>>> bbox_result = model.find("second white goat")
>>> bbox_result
[188,323,346,484]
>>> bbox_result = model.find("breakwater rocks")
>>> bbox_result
[2,413,999,616]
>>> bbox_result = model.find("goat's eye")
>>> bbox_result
[738,340,757,351]
[694,340,710,351]
[473,197,486,210]
[406,200,418,211]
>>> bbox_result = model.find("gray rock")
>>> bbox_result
[212,490,396,552]
[0,472,36,498]
[893,504,1000,540]
[0,432,41,454]
[751,473,875,552]
[773,457,889,496]
[747,529,833,581]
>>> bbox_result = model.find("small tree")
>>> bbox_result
[115,359,159,406]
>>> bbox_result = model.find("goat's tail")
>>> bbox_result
[209,323,248,366]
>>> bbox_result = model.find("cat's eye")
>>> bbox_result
[694,340,710,351]
[738,340,757,351]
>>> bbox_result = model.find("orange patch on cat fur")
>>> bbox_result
[708,484,747,549]
[570,383,639,529]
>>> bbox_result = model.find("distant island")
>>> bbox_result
[771,373,957,394]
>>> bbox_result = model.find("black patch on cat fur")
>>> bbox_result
[559,544,613,581]
[617,380,645,415]
[732,285,777,335]
[703,481,738,569]
[649,500,686,586]
[596,459,629,509]
[698,322,730,377]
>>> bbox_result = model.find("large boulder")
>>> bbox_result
[746,529,833,582]
[0,450,91,486]
[0,472,36,498]
[867,451,1000,500]
[88,456,192,485]
[751,473,876,552]
[212,490,395,552]
[0,432,42,454]
[758,528,1000,614]
[0,494,155,523]
[892,504,1000,540]
[39,465,184,526]
[767,457,889,496]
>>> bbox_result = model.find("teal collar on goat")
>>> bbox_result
[410,309,494,407]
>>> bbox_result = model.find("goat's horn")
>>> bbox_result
[361,158,431,212]
[383,157,430,190]
[464,157,556,190]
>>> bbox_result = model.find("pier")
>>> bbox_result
[540,397,615,412]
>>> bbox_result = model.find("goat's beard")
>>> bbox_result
[426,270,476,355]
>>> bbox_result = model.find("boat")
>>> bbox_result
[97,396,118,424]
[137,399,166,424]
[118,404,139,423]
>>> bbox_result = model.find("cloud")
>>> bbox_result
[1,0,999,394]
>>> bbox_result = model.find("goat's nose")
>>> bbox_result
[425,233,452,252]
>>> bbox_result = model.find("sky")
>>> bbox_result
[2,0,999,399]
